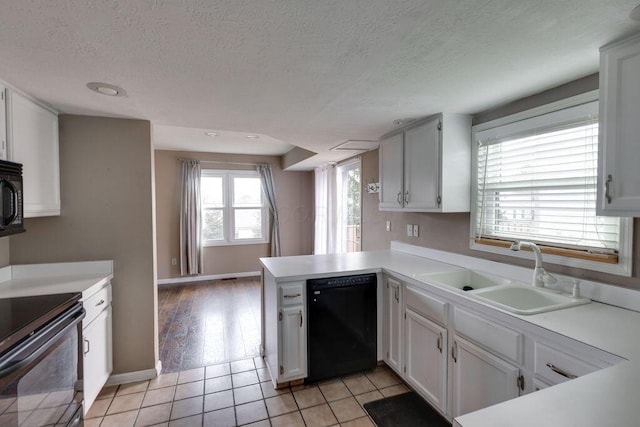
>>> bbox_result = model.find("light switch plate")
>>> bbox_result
[386,221,391,232]
[406,224,413,237]
[413,224,419,237]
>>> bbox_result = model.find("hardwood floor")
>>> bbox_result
[158,277,262,373]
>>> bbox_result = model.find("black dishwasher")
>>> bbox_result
[306,273,377,383]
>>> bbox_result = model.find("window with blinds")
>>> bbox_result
[473,100,623,265]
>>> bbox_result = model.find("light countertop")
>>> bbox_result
[260,245,640,427]
[0,260,113,300]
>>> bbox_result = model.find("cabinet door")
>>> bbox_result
[8,91,60,217]
[83,307,112,415]
[383,277,403,374]
[0,87,6,160]
[598,34,640,215]
[379,133,404,210]
[280,306,306,379]
[451,335,520,417]
[405,308,447,413]
[404,118,440,210]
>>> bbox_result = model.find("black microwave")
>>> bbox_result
[0,160,25,237]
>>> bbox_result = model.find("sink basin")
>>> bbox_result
[471,284,590,315]
[416,269,511,291]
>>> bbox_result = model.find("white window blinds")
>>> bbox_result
[475,102,620,254]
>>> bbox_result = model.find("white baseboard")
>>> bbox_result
[157,271,261,285]
[105,360,162,386]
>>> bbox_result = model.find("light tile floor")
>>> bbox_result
[85,358,409,426]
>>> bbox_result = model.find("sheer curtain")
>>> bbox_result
[257,163,281,257]
[180,159,203,275]
[314,164,337,254]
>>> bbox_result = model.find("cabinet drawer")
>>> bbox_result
[534,342,600,385]
[454,307,522,364]
[405,285,448,325]
[84,285,111,326]
[280,283,304,306]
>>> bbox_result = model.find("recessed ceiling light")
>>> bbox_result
[205,132,219,137]
[631,3,640,20]
[246,135,259,140]
[86,82,126,97]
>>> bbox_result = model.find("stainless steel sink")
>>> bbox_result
[471,284,590,315]
[416,269,511,291]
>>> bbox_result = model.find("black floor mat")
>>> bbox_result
[363,392,451,427]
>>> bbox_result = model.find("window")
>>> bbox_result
[471,97,632,276]
[201,169,268,246]
[336,159,361,252]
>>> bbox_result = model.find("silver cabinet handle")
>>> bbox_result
[393,286,399,303]
[605,174,613,204]
[437,332,443,353]
[404,190,409,204]
[95,299,105,307]
[396,192,403,206]
[283,294,301,299]
[299,310,303,328]
[84,339,90,355]
[451,341,458,363]
[545,363,577,379]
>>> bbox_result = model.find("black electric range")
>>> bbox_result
[0,292,85,426]
[0,293,82,356]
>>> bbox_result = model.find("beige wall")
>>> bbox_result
[9,115,158,374]
[361,73,640,291]
[155,150,314,280]
[0,238,9,267]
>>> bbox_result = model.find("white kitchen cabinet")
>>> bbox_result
[451,335,521,417]
[0,86,7,160]
[597,32,640,216]
[383,276,403,374]
[405,307,448,413]
[378,114,471,212]
[83,306,112,411]
[263,277,307,386]
[279,305,306,379]
[7,90,60,217]
[378,133,404,209]
[82,283,113,415]
[532,336,620,389]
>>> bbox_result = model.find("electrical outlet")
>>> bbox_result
[406,224,413,237]
[413,224,419,237]
[171,257,177,266]
[386,221,391,232]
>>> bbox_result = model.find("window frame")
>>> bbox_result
[201,169,269,247]
[470,90,633,277]
[336,157,362,253]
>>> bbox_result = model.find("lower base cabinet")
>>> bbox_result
[451,335,520,417]
[81,283,113,415]
[83,306,112,410]
[405,308,448,413]
[279,305,305,379]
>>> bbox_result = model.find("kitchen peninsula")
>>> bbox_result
[261,242,640,426]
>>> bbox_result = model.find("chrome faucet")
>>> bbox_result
[509,241,558,288]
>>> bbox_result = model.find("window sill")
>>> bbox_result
[203,240,270,248]
[470,238,632,277]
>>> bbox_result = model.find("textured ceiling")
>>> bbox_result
[0,1,638,169]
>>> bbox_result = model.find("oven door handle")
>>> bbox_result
[0,305,85,377]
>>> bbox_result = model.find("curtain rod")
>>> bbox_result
[179,158,264,167]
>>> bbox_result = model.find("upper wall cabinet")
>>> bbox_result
[378,114,471,212]
[598,32,640,216]
[7,90,60,217]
